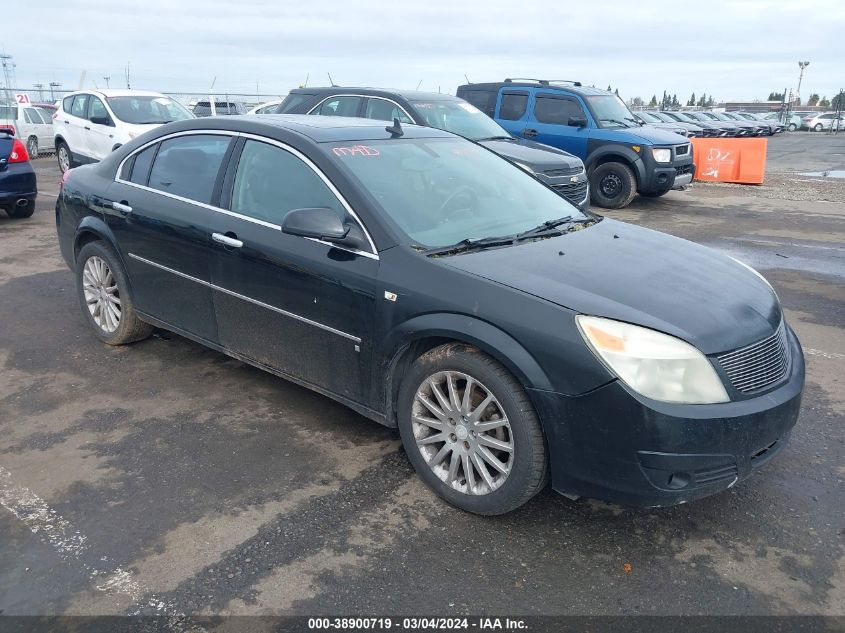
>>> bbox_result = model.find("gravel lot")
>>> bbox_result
[0,132,843,623]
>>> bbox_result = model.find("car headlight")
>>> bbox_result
[727,256,778,300]
[576,315,729,404]
[651,147,672,163]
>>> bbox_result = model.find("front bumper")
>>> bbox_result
[530,325,804,507]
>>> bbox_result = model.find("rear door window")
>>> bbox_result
[70,94,90,119]
[499,92,528,120]
[363,99,412,124]
[534,96,584,125]
[230,139,346,226]
[315,96,362,117]
[147,135,232,204]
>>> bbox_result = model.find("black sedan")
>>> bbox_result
[0,126,37,218]
[56,115,804,514]
[276,87,589,210]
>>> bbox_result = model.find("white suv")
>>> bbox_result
[54,89,194,172]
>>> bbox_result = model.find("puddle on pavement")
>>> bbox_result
[797,170,845,179]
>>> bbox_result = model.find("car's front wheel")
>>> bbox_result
[76,241,153,345]
[788,123,797,131]
[589,161,637,209]
[56,141,73,173]
[397,343,548,515]
[26,137,38,159]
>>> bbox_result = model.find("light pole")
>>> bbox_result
[797,61,810,103]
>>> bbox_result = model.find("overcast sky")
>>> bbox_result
[6,0,845,103]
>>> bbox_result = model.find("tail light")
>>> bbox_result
[0,124,15,136]
[8,138,29,163]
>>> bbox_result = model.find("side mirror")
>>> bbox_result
[282,207,367,252]
[568,116,588,128]
[90,116,113,127]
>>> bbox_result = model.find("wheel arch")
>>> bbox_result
[378,313,554,427]
[73,216,125,271]
[586,147,645,188]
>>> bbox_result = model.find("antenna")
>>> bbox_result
[385,117,404,138]
[464,74,471,84]
[328,73,337,87]
[303,72,309,88]
[416,79,422,90]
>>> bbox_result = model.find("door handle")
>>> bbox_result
[84,126,91,130]
[523,128,538,138]
[212,232,243,248]
[107,200,132,214]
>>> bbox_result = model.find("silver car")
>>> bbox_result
[802,112,843,132]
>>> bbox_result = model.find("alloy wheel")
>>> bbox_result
[58,146,70,172]
[82,256,121,332]
[26,138,38,159]
[412,371,513,495]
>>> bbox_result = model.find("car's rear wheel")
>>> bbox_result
[589,161,637,209]
[76,241,153,345]
[813,123,824,132]
[56,141,73,173]
[397,343,548,515]
[5,199,35,219]
[26,136,38,159]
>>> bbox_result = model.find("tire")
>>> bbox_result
[397,343,548,515]
[56,140,74,173]
[813,123,824,132]
[788,123,797,131]
[5,199,35,219]
[589,161,637,209]
[26,136,38,159]
[75,241,153,345]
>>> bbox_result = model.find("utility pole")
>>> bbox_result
[33,83,45,101]
[125,62,131,89]
[796,61,810,103]
[103,76,110,88]
[49,82,62,101]
[0,53,14,105]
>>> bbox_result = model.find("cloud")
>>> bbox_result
[6,0,845,102]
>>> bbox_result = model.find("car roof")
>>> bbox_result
[289,87,458,102]
[160,114,453,143]
[63,89,171,99]
[457,81,609,97]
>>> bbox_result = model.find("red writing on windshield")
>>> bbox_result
[332,145,380,157]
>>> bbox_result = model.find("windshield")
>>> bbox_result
[649,111,674,123]
[329,137,588,249]
[636,111,661,123]
[586,95,639,128]
[107,96,193,124]
[410,100,508,141]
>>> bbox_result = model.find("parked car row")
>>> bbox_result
[54,114,805,514]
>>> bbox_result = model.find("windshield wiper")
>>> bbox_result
[425,235,515,257]
[515,216,576,241]
[599,118,630,128]
[474,135,514,141]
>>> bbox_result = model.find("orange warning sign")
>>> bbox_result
[690,137,767,184]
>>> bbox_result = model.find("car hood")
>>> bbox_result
[440,218,780,355]
[616,125,689,145]
[478,138,583,171]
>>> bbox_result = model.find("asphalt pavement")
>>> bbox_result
[0,133,842,622]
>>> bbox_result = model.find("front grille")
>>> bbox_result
[675,144,690,156]
[717,321,789,394]
[544,166,582,177]
[552,180,589,205]
[675,164,692,176]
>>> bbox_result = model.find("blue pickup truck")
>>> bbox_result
[457,80,695,209]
